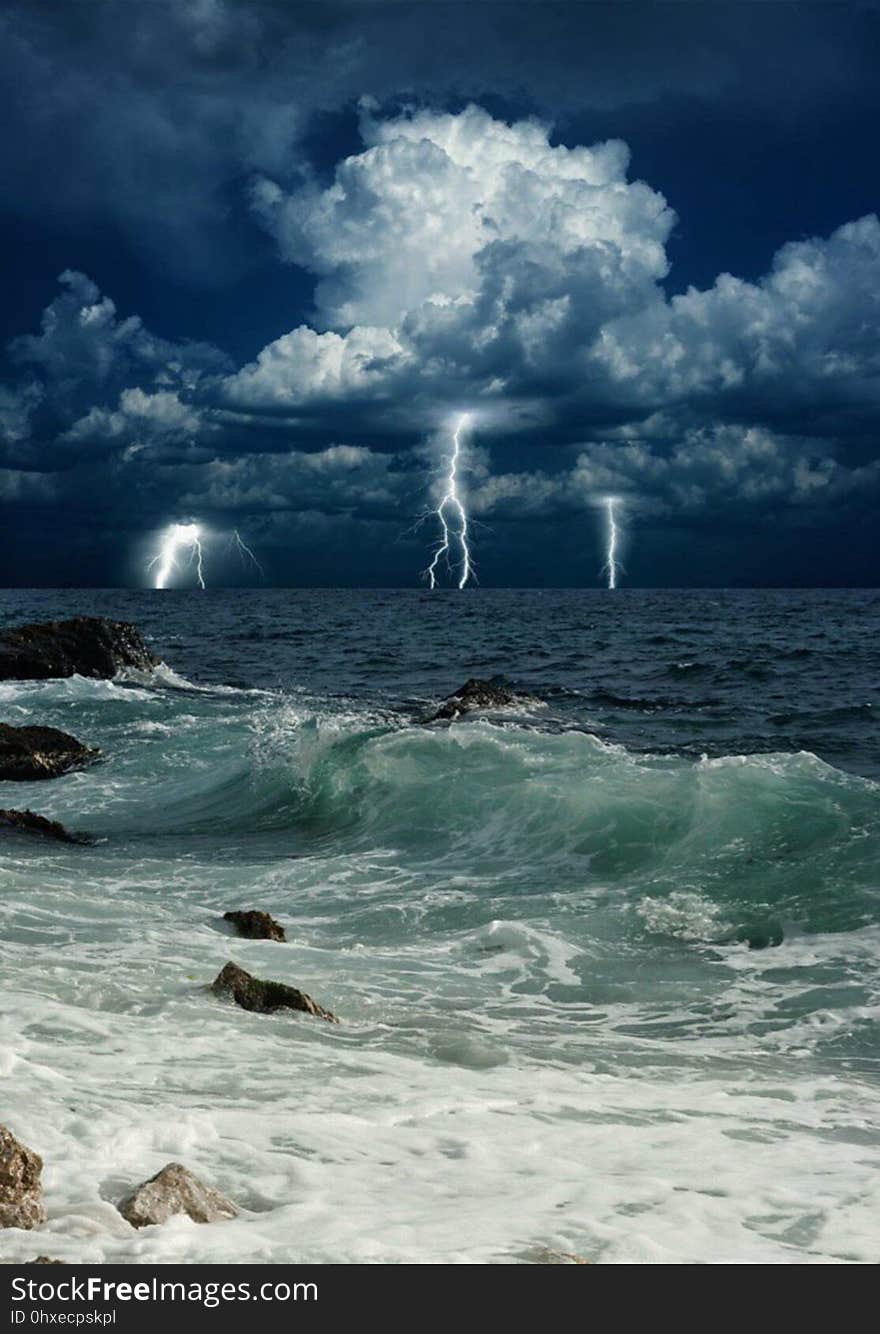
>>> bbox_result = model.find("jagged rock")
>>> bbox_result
[0,1126,46,1230]
[212,961,337,1022]
[0,808,93,845]
[0,723,99,782]
[426,677,521,722]
[223,909,286,942]
[27,1257,65,1264]
[0,617,159,682]
[117,1163,237,1229]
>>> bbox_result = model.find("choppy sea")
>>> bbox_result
[2,588,879,1264]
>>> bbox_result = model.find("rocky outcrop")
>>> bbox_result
[0,723,99,782]
[0,1126,46,1230]
[0,617,159,682]
[426,677,522,722]
[0,808,93,845]
[117,1163,237,1229]
[212,961,337,1022]
[27,1257,65,1264]
[223,909,286,942]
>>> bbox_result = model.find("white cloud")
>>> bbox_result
[253,102,673,336]
[591,215,880,419]
[63,387,208,456]
[223,324,408,408]
[179,444,401,513]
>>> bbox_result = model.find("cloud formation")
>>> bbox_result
[1,101,878,584]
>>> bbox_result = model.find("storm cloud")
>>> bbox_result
[1,2,878,585]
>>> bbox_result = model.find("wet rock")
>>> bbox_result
[117,1163,237,1229]
[426,677,522,722]
[0,1126,46,1230]
[0,808,93,845]
[735,922,785,950]
[0,617,158,682]
[531,1247,591,1264]
[212,961,338,1022]
[0,723,99,782]
[223,909,286,942]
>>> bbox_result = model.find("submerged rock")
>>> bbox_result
[212,961,338,1022]
[223,909,286,942]
[530,1247,591,1264]
[0,1126,47,1230]
[426,676,522,722]
[117,1163,237,1229]
[0,723,99,782]
[0,617,158,682]
[734,922,784,950]
[0,808,93,845]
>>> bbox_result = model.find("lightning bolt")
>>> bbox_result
[148,522,205,589]
[426,413,474,589]
[601,496,622,590]
[231,529,264,577]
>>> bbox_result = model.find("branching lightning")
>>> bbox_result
[147,523,263,588]
[149,522,205,589]
[426,413,474,589]
[601,496,622,590]
[231,529,264,577]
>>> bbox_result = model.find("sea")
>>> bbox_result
[1,588,879,1264]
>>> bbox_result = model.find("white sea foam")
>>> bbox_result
[2,670,879,1265]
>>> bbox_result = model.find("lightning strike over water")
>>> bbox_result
[427,413,474,589]
[149,523,205,590]
[232,529,264,577]
[602,497,622,590]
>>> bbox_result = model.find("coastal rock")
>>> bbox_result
[0,723,99,782]
[117,1163,237,1229]
[426,677,521,722]
[0,1126,47,1230]
[223,909,286,942]
[212,961,338,1022]
[0,617,159,682]
[0,808,93,845]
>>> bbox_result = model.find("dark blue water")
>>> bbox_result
[3,588,878,776]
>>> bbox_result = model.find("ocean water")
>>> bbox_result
[1,588,879,1265]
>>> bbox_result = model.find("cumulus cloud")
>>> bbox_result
[63,388,211,460]
[591,214,880,432]
[248,104,674,410]
[180,444,404,514]
[9,271,228,424]
[2,104,879,584]
[243,104,880,460]
[224,324,408,409]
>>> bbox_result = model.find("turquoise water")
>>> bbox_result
[1,589,879,1263]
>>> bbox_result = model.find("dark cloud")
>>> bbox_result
[0,3,878,585]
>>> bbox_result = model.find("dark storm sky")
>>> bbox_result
[1,0,878,587]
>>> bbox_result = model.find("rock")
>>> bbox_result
[0,723,99,782]
[734,922,785,950]
[117,1163,237,1229]
[27,1257,65,1264]
[212,961,338,1022]
[223,909,286,942]
[0,808,93,845]
[0,617,159,682]
[0,1126,46,1230]
[426,676,521,722]
[531,1247,591,1264]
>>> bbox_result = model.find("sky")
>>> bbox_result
[1,0,878,588]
